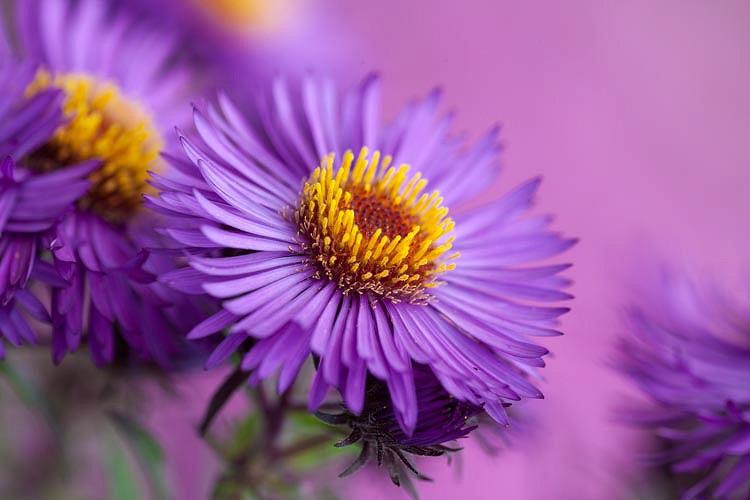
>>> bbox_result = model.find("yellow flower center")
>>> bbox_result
[295,148,459,304]
[26,70,163,221]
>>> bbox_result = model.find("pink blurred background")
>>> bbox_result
[149,1,750,498]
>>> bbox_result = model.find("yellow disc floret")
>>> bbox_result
[295,148,459,303]
[26,70,163,221]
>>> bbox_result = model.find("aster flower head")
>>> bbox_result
[316,365,481,487]
[619,269,750,498]
[0,52,96,356]
[0,0,201,365]
[154,74,574,434]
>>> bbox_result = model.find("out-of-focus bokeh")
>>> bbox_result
[2,1,748,499]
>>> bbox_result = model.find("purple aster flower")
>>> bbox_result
[153,75,574,434]
[0,53,95,357]
[316,364,481,487]
[0,158,95,357]
[618,269,750,499]
[1,0,203,366]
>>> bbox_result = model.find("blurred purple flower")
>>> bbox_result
[0,158,96,356]
[0,54,94,357]
[618,270,750,498]
[0,0,204,366]
[123,0,302,49]
[119,0,348,91]
[153,74,574,435]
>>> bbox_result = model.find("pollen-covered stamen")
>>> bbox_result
[25,70,163,222]
[295,148,459,303]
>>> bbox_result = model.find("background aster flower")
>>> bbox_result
[1,0,205,366]
[153,74,574,435]
[14,0,195,132]
[0,54,94,357]
[0,157,94,357]
[122,0,304,50]
[119,0,353,99]
[618,269,750,499]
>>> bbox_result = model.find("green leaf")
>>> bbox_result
[110,413,169,500]
[288,411,332,433]
[105,434,140,500]
[0,361,65,449]
[291,442,356,471]
[282,410,355,471]
[213,479,261,500]
[226,413,261,459]
[0,361,48,413]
